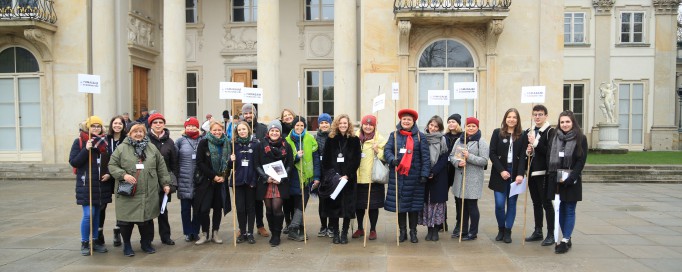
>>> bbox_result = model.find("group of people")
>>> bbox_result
[70,103,586,257]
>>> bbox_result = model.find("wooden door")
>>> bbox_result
[231,69,252,117]
[133,66,149,119]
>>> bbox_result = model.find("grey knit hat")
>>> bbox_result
[242,103,257,115]
[267,120,282,132]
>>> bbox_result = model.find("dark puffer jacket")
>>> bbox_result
[69,138,113,206]
[175,134,203,199]
[384,124,431,213]
[149,128,179,197]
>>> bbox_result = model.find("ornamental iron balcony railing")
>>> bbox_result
[394,0,512,12]
[0,0,57,24]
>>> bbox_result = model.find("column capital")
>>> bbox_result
[398,20,411,55]
[592,0,614,15]
[653,0,681,15]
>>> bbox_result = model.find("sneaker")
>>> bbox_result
[368,230,377,240]
[352,229,364,238]
[236,234,246,244]
[317,227,328,237]
[326,229,334,238]
[93,243,108,253]
[555,241,569,254]
[247,234,256,244]
[80,241,90,256]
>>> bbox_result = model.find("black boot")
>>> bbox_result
[409,229,418,243]
[495,227,504,241]
[270,215,284,247]
[340,228,349,244]
[525,227,543,242]
[452,224,461,238]
[96,228,105,245]
[140,240,156,254]
[503,228,512,243]
[432,227,439,241]
[425,227,433,241]
[542,232,555,246]
[113,227,122,247]
[399,228,407,242]
[332,228,341,244]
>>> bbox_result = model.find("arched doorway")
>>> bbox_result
[0,47,41,154]
[417,39,476,128]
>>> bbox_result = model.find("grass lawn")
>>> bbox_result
[587,151,682,164]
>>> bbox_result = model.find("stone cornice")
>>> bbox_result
[592,0,614,15]
[653,0,681,15]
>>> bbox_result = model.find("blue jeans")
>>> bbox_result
[559,201,577,239]
[180,199,199,236]
[81,205,101,242]
[494,165,518,228]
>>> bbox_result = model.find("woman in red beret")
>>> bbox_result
[147,113,179,246]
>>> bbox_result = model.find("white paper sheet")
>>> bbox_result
[561,170,570,181]
[509,177,527,197]
[330,177,348,200]
[263,160,287,182]
[160,194,168,214]
[552,194,561,243]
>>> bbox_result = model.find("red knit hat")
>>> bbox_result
[398,108,418,121]
[466,117,479,127]
[361,115,377,126]
[148,113,165,125]
[184,117,200,128]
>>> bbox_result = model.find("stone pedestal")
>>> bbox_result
[596,123,620,149]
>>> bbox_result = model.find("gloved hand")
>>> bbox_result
[392,159,400,166]
[420,177,427,184]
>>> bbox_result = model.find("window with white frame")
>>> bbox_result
[618,83,644,145]
[620,11,644,43]
[564,12,585,44]
[187,72,198,118]
[186,0,198,23]
[305,0,333,21]
[232,0,257,23]
[305,70,334,131]
[563,83,585,129]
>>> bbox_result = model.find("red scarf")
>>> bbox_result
[396,129,413,176]
[185,130,200,139]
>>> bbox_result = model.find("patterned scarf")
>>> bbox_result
[549,129,578,172]
[397,129,414,176]
[207,133,229,174]
[80,131,108,154]
[265,137,288,160]
[127,135,149,161]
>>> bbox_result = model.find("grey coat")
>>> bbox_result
[175,134,203,199]
[450,138,489,200]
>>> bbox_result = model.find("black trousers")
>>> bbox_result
[356,209,379,231]
[283,198,294,226]
[235,186,256,235]
[454,196,463,230]
[329,217,351,232]
[528,175,554,231]
[255,199,265,228]
[98,203,107,229]
[398,212,418,230]
[461,199,480,235]
[119,220,154,245]
[156,192,171,241]
[199,187,223,233]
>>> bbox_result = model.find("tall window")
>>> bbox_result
[186,0,198,23]
[620,11,644,43]
[0,47,41,152]
[233,0,257,23]
[618,83,644,145]
[306,70,334,131]
[563,83,584,129]
[305,0,333,21]
[187,72,198,118]
[564,12,585,44]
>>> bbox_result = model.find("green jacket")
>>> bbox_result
[108,140,171,222]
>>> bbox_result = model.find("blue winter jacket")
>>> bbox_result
[384,124,431,213]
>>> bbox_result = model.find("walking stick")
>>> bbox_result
[88,128,93,255]
[458,124,467,243]
[231,104,237,247]
[394,108,400,246]
[298,81,307,244]
[522,104,534,246]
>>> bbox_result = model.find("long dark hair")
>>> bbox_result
[499,108,522,141]
[107,115,127,138]
[558,110,584,157]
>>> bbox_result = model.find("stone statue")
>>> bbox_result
[599,81,617,124]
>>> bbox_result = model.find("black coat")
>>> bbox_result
[547,134,587,202]
[425,151,449,204]
[69,138,113,206]
[518,124,555,175]
[254,138,295,200]
[444,132,461,188]
[148,129,178,185]
[488,128,526,193]
[194,139,232,215]
[321,134,361,218]
[227,138,260,188]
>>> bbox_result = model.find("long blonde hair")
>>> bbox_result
[329,114,356,138]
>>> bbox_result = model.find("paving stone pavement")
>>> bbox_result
[0,180,681,271]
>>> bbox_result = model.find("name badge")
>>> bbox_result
[337,157,345,163]
[136,163,144,170]
[399,148,407,154]
[559,152,565,158]
[96,158,101,164]
[447,157,451,161]
[361,153,366,158]
[241,160,249,167]
[191,154,196,160]
[320,156,323,161]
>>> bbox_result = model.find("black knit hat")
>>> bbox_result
[447,113,462,125]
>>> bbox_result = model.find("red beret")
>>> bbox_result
[466,117,479,127]
[148,113,165,125]
[398,108,418,121]
[361,115,377,126]
[184,117,200,128]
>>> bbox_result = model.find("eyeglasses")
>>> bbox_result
[532,113,545,117]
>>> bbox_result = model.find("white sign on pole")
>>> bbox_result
[242,87,264,104]
[453,82,478,100]
[521,86,546,103]
[427,90,450,106]
[391,82,399,101]
[219,82,244,100]
[372,94,386,113]
[78,74,101,94]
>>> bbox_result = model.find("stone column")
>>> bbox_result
[397,20,411,110]
[334,0,358,121]
[592,0,613,125]
[92,0,116,118]
[649,0,680,150]
[163,0,187,126]
[257,0,279,122]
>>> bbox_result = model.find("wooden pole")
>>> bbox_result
[522,104,534,246]
[394,105,400,246]
[231,102,237,247]
[88,127,93,255]
[298,81,307,244]
[458,109,467,243]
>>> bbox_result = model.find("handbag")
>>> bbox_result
[371,156,389,184]
[118,164,141,196]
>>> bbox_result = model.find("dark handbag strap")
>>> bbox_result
[133,160,142,182]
